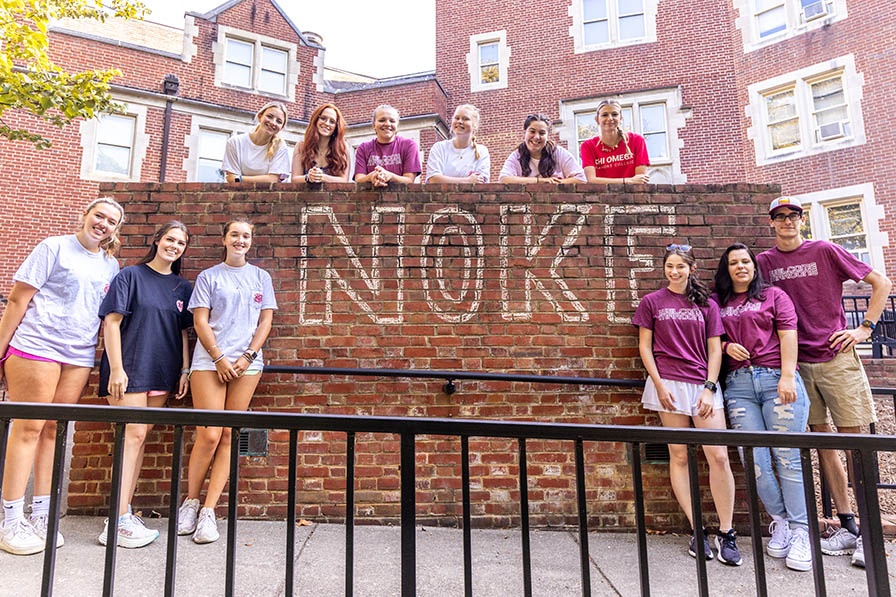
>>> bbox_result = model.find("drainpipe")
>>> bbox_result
[159,74,180,182]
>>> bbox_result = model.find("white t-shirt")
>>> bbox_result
[188,262,278,371]
[221,133,291,181]
[425,139,491,182]
[11,235,120,366]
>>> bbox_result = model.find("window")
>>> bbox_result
[559,87,692,184]
[747,55,865,166]
[734,0,846,52]
[466,30,510,92]
[213,25,299,100]
[94,114,135,176]
[197,129,231,183]
[78,103,149,182]
[569,0,657,53]
[826,201,870,264]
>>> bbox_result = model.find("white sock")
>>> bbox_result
[2,497,25,528]
[31,495,51,519]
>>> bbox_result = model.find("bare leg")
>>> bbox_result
[658,412,696,529]
[694,409,735,532]
[185,372,227,501]
[123,393,168,514]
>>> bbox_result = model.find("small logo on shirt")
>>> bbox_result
[767,262,818,282]
[103,283,110,295]
[254,293,263,304]
[176,300,184,312]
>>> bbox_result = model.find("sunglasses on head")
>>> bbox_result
[666,243,692,252]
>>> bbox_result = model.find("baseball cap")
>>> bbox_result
[768,196,804,215]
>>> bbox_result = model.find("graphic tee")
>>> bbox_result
[711,286,797,371]
[188,262,277,371]
[354,136,421,178]
[222,133,291,181]
[757,240,872,363]
[632,287,724,384]
[498,146,586,181]
[11,235,120,367]
[425,139,491,181]
[580,132,650,179]
[98,264,193,395]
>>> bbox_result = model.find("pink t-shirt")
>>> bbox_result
[757,240,872,363]
[498,146,586,181]
[632,287,725,384]
[711,286,797,371]
[580,132,650,179]
[354,136,422,179]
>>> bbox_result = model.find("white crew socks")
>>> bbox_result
[2,497,25,529]
[31,495,51,519]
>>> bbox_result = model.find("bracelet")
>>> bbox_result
[240,353,253,363]
[212,354,225,364]
[305,172,311,183]
[181,368,190,375]
[721,341,730,353]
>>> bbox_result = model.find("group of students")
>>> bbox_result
[635,196,892,571]
[0,199,277,554]
[221,99,650,186]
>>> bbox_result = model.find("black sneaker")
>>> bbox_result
[715,529,743,566]
[688,529,714,560]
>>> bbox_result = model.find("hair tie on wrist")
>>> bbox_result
[212,354,225,364]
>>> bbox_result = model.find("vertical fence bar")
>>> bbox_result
[39,420,67,597]
[102,422,127,597]
[742,447,767,597]
[800,448,826,597]
[819,472,833,519]
[630,443,649,597]
[518,438,532,597]
[461,436,472,597]
[400,432,416,597]
[686,444,708,597]
[853,449,890,597]
[164,425,184,597]
[0,418,9,501]
[345,431,355,597]
[574,439,592,597]
[225,426,241,597]
[285,428,298,597]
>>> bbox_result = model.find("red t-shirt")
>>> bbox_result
[580,132,650,179]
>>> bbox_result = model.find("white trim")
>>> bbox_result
[313,48,326,93]
[182,15,198,63]
[745,54,865,166]
[556,87,692,184]
[568,0,658,54]
[78,102,150,182]
[212,24,299,101]
[465,30,510,93]
[733,0,847,53]
[792,183,888,274]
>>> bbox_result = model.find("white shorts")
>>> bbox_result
[641,376,724,417]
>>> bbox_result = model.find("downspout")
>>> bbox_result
[159,74,180,182]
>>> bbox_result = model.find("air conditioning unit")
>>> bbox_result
[803,1,829,21]
[818,121,846,141]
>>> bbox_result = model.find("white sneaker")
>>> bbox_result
[30,514,64,548]
[786,528,812,571]
[192,508,219,544]
[851,536,865,568]
[177,498,200,535]
[98,514,160,548]
[0,519,45,555]
[766,518,792,558]
[820,526,857,555]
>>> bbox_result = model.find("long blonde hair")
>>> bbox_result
[81,197,125,257]
[596,99,632,158]
[253,101,289,160]
[453,104,482,160]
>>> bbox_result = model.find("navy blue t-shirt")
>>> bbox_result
[99,264,193,396]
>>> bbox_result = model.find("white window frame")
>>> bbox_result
[568,0,658,54]
[557,87,692,184]
[792,183,888,274]
[212,25,299,101]
[466,30,510,92]
[746,54,865,166]
[733,0,847,53]
[78,103,150,182]
[196,127,233,183]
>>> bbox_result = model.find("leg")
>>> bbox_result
[693,409,735,532]
[812,423,852,513]
[124,393,168,513]
[202,374,261,510]
[185,372,227,501]
[109,392,151,517]
[658,411,696,529]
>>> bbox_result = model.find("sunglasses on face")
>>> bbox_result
[772,212,802,223]
[666,243,692,251]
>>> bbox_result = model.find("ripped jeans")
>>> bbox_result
[725,366,810,529]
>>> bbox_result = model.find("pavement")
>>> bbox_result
[0,516,893,596]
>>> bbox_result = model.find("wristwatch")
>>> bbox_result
[861,319,876,331]
[234,175,242,183]
[703,380,718,392]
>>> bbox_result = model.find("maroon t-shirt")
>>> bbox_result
[632,287,724,384]
[711,286,797,371]
[757,240,872,363]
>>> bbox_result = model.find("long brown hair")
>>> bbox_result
[221,219,254,261]
[301,103,349,177]
[138,221,190,275]
[80,197,125,257]
[253,102,288,160]
[517,114,557,178]
[663,246,709,307]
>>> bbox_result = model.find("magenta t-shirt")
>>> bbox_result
[632,287,724,384]
[580,132,650,179]
[711,286,797,371]
[757,240,872,363]
[354,136,422,178]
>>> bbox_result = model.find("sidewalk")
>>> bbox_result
[0,517,893,596]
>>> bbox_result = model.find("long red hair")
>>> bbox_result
[301,103,349,177]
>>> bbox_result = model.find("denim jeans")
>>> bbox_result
[725,366,810,529]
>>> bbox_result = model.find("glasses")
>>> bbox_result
[772,212,802,223]
[666,243,692,252]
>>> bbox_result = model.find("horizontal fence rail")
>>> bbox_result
[842,294,896,358]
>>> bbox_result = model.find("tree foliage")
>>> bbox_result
[0,0,146,149]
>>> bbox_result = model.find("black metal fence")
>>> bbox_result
[842,294,896,358]
[1,369,895,596]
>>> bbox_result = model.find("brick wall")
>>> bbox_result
[64,182,785,531]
